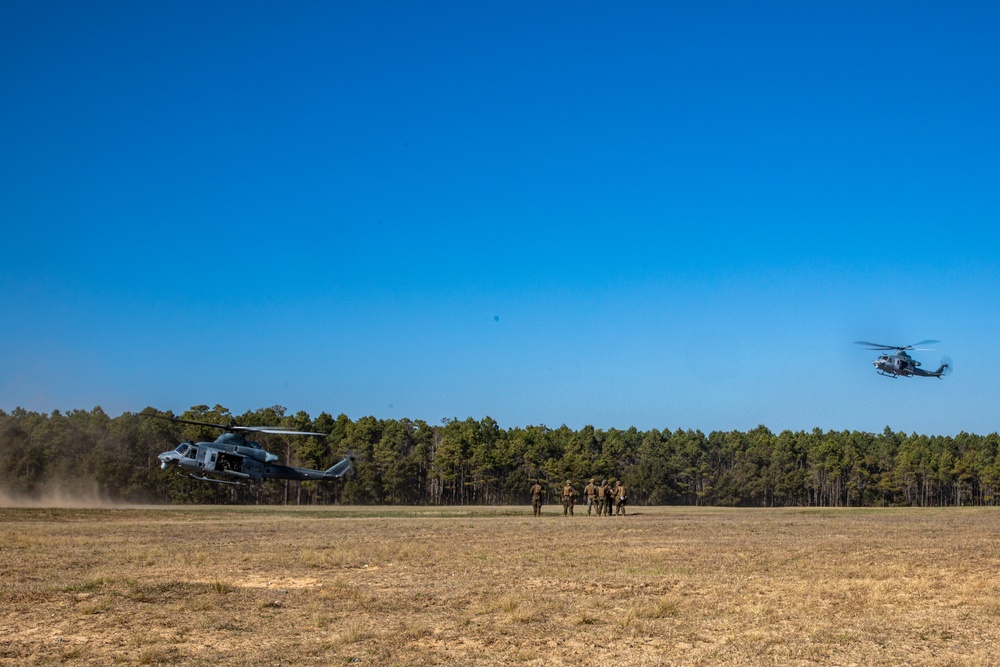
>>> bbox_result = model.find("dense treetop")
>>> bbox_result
[2,405,998,506]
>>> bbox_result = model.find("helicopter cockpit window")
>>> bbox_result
[184,447,199,459]
[174,443,189,455]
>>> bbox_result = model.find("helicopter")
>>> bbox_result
[151,415,353,485]
[854,340,951,379]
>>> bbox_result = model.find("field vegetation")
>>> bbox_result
[2,505,999,665]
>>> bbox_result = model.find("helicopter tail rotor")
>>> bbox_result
[935,356,953,378]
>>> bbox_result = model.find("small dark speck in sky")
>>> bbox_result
[494,315,500,322]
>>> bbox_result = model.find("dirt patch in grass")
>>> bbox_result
[1,505,999,665]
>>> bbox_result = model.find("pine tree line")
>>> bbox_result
[2,405,998,507]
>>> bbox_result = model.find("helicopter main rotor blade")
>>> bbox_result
[231,426,329,437]
[143,414,237,430]
[854,340,940,351]
[853,341,898,350]
[143,414,328,437]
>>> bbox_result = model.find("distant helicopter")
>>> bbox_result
[151,415,353,485]
[854,340,951,379]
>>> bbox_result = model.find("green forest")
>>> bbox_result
[2,404,999,507]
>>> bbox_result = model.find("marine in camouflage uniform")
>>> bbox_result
[615,481,628,515]
[584,478,597,515]
[530,481,545,517]
[595,479,608,516]
[561,480,576,516]
[604,477,615,516]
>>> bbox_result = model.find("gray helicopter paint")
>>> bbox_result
[854,340,951,379]
[150,414,353,485]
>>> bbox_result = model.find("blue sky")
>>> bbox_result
[2,1,999,436]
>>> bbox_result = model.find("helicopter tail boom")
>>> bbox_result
[929,362,950,378]
[914,358,951,378]
[265,455,355,481]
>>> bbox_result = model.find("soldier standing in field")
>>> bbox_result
[596,479,608,516]
[561,480,577,516]
[615,480,628,515]
[584,478,597,515]
[604,479,616,515]
[530,480,545,517]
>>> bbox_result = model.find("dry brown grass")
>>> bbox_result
[1,505,999,665]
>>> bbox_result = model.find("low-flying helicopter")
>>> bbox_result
[854,340,951,379]
[151,415,353,485]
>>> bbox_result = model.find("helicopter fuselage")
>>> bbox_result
[873,352,918,377]
[855,340,949,379]
[871,352,948,378]
[157,434,353,483]
[159,441,269,479]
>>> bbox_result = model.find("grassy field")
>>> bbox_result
[1,504,999,666]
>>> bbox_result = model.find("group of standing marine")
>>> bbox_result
[529,478,628,517]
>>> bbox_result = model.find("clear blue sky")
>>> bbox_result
[3,1,999,436]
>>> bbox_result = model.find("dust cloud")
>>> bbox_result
[0,480,122,509]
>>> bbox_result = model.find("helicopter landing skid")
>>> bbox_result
[876,370,900,378]
[185,473,247,487]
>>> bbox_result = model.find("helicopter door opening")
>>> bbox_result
[215,452,243,473]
